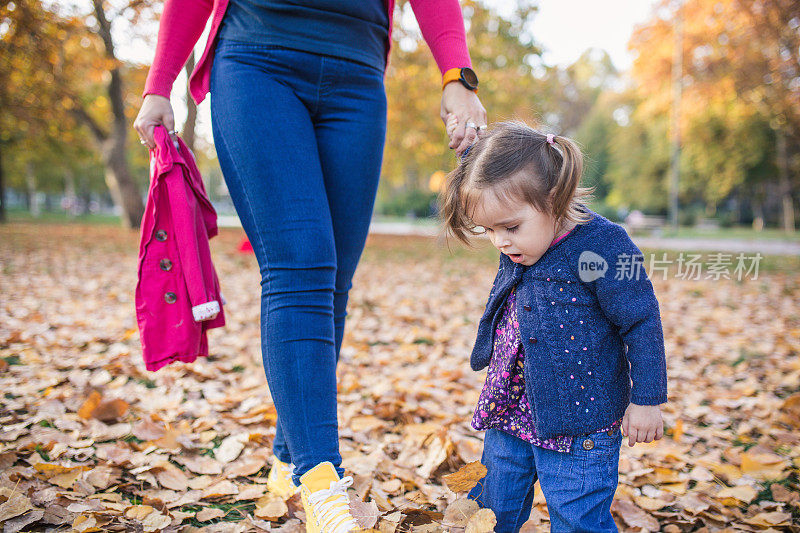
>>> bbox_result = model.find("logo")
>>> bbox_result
[578,251,607,282]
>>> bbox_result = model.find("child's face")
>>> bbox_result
[471,192,559,266]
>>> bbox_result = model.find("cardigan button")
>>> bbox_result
[155,229,168,241]
[582,438,595,451]
[524,305,532,311]
[164,292,177,304]
[529,337,537,344]
[159,258,173,271]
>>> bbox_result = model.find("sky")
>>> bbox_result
[527,0,659,71]
[121,0,661,144]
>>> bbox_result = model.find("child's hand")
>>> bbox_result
[621,403,663,446]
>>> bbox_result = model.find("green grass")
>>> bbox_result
[5,207,121,226]
[657,226,800,241]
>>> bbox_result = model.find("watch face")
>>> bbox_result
[461,68,478,89]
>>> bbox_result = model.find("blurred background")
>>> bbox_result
[0,0,797,239]
[1,3,799,530]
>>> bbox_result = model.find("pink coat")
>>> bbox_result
[135,125,226,371]
[143,0,472,104]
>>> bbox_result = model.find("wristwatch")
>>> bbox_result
[442,67,479,92]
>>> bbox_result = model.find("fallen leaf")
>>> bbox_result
[465,508,497,533]
[442,497,479,527]
[442,461,487,493]
[2,508,44,533]
[72,514,100,532]
[196,507,226,521]
[215,433,248,463]
[744,511,793,527]
[716,485,758,505]
[255,493,288,520]
[611,500,659,531]
[0,489,33,522]
[350,498,380,529]
[77,391,102,419]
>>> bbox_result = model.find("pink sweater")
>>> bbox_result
[143,0,473,105]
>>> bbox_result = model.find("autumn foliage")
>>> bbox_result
[1,224,798,531]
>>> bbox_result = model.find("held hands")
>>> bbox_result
[621,403,664,447]
[440,82,487,156]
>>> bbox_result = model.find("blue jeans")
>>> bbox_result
[468,428,622,533]
[209,39,387,485]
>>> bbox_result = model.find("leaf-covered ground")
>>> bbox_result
[1,223,799,532]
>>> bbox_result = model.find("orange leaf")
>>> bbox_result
[442,461,487,493]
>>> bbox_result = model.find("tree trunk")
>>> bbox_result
[64,168,77,218]
[90,0,144,229]
[183,52,197,153]
[752,184,765,232]
[26,161,40,218]
[776,129,796,233]
[0,140,5,223]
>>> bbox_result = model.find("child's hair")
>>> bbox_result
[440,121,594,245]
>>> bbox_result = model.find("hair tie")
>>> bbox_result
[546,134,555,145]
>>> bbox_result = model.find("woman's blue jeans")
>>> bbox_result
[209,39,387,485]
[468,428,622,532]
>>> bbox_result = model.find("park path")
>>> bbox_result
[216,216,800,256]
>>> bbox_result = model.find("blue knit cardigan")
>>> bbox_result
[470,207,668,439]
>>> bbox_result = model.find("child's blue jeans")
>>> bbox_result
[468,427,623,532]
[209,39,387,485]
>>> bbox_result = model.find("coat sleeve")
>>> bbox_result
[579,224,668,406]
[142,0,214,99]
[408,0,472,75]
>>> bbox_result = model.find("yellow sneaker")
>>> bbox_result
[267,457,299,499]
[300,462,361,533]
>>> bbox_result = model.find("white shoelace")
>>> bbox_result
[307,476,359,533]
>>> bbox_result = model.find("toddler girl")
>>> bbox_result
[440,121,668,532]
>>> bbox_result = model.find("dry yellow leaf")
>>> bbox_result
[380,478,403,494]
[633,494,672,511]
[72,515,100,532]
[611,500,660,530]
[740,447,787,480]
[716,485,757,505]
[0,490,33,522]
[255,493,288,520]
[443,497,479,527]
[141,511,172,532]
[156,465,189,491]
[125,505,156,520]
[49,469,83,489]
[744,511,793,527]
[442,461,487,492]
[350,498,380,529]
[465,508,497,533]
[78,391,103,419]
[196,507,226,521]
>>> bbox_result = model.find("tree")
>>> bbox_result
[626,0,799,229]
[2,0,161,228]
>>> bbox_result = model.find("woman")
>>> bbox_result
[133,1,486,530]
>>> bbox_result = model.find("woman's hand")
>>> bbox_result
[133,94,178,150]
[441,82,487,156]
[621,403,664,447]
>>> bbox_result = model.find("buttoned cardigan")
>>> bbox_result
[470,208,668,439]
